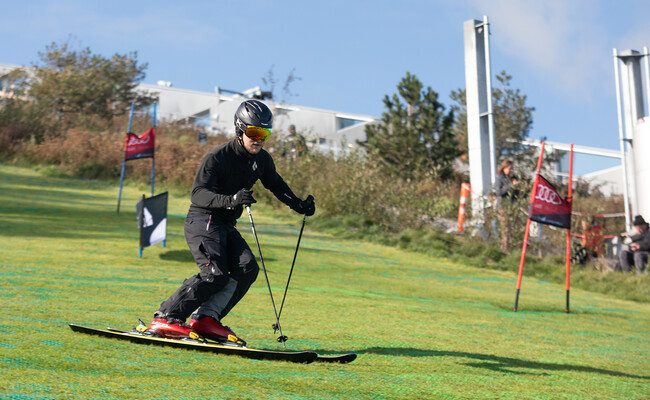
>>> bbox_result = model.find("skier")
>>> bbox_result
[145,100,315,345]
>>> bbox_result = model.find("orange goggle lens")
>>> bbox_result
[244,126,272,142]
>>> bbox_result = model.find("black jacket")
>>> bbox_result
[630,225,650,252]
[494,173,511,206]
[188,139,300,224]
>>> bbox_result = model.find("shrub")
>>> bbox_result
[0,100,49,159]
[24,129,122,179]
[256,149,458,233]
[22,121,229,183]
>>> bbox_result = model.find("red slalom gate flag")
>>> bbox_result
[124,127,155,161]
[529,174,572,229]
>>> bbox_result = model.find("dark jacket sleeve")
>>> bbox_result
[259,153,301,208]
[190,152,234,209]
[636,230,650,252]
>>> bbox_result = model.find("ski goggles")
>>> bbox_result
[244,126,272,142]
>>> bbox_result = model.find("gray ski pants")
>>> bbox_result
[619,249,649,274]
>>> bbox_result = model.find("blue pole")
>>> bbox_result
[151,158,155,197]
[117,101,136,213]
[150,102,157,196]
[128,101,135,132]
[116,161,126,213]
[139,194,145,257]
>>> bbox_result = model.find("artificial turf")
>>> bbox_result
[0,164,648,399]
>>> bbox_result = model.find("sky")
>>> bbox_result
[1,0,649,173]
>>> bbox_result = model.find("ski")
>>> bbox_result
[101,327,356,363]
[69,324,357,364]
[69,324,317,364]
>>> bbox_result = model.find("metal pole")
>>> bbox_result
[150,159,155,197]
[139,194,145,257]
[643,47,650,115]
[161,94,165,249]
[128,102,135,132]
[116,161,126,213]
[245,205,287,346]
[151,103,157,197]
[117,102,136,213]
[277,215,307,322]
[613,49,632,230]
[483,15,497,185]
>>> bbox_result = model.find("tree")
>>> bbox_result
[28,41,153,128]
[261,65,301,104]
[450,71,536,167]
[360,72,458,180]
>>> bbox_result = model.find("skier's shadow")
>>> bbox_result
[159,250,195,262]
[336,347,649,379]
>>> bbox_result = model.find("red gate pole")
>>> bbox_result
[514,141,546,311]
[565,144,574,313]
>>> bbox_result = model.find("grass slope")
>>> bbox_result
[0,165,648,399]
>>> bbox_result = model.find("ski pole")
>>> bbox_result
[274,214,307,329]
[245,205,287,346]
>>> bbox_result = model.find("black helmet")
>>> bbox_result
[234,99,273,136]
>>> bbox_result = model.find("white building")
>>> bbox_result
[580,165,625,197]
[138,82,376,156]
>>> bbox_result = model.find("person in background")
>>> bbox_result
[494,159,515,251]
[573,218,603,265]
[619,215,650,274]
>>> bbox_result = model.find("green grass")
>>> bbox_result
[308,215,650,303]
[0,164,648,399]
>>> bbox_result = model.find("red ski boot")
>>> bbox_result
[142,317,194,339]
[190,316,246,346]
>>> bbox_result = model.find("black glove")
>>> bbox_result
[292,195,315,216]
[231,188,256,206]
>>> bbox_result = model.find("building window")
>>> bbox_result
[336,117,363,131]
